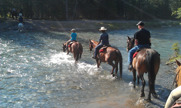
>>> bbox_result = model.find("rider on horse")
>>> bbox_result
[18,14,24,32]
[128,21,151,71]
[66,28,77,54]
[18,14,24,23]
[92,27,109,59]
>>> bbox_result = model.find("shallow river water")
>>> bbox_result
[0,26,181,108]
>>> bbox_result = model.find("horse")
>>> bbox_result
[164,60,181,108]
[127,36,160,101]
[89,40,122,78]
[174,60,181,87]
[18,23,24,32]
[63,41,83,61]
[11,10,17,19]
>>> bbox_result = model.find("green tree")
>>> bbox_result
[172,42,180,57]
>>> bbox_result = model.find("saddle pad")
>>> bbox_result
[133,52,138,58]
[99,47,107,53]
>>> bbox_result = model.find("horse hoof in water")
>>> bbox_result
[112,74,115,77]
[145,98,151,102]
[140,93,145,97]
[152,93,158,99]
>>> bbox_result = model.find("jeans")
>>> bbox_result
[128,44,150,64]
[165,86,181,108]
[94,44,103,57]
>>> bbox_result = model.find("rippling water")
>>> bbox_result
[0,26,181,108]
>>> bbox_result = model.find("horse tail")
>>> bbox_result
[79,43,83,59]
[146,49,160,93]
[75,44,79,61]
[116,49,122,78]
[75,42,83,61]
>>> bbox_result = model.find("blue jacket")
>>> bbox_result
[99,32,109,45]
[70,33,77,41]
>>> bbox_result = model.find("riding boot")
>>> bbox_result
[128,62,133,71]
[92,55,97,59]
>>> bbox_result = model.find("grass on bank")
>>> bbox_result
[166,42,181,64]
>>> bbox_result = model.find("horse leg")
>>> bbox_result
[132,69,136,88]
[139,75,145,97]
[151,75,158,98]
[96,59,100,68]
[73,52,76,61]
[137,75,140,85]
[108,61,115,77]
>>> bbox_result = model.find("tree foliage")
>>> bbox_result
[0,0,180,20]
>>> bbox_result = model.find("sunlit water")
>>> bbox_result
[0,26,181,108]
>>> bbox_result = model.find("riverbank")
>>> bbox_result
[0,19,180,32]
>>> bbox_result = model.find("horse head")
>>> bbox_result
[127,36,135,52]
[62,43,66,52]
[89,40,93,51]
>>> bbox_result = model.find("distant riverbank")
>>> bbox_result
[0,19,180,32]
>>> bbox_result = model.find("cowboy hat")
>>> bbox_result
[71,28,76,32]
[99,27,107,31]
[136,21,144,26]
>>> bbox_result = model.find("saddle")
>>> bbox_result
[68,41,76,47]
[133,49,142,58]
[133,47,151,58]
[99,45,110,53]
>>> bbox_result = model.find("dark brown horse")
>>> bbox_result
[63,41,83,61]
[127,36,160,101]
[89,40,122,78]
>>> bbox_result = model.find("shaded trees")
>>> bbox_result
[0,0,179,20]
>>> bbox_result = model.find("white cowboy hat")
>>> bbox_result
[19,13,22,16]
[71,28,76,32]
[99,27,107,31]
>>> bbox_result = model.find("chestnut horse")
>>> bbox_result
[174,60,181,87]
[165,60,181,108]
[127,36,160,101]
[63,41,83,61]
[89,40,122,78]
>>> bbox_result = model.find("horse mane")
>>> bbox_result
[91,40,98,45]
[175,65,181,87]
[130,37,135,46]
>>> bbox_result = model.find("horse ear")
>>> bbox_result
[127,36,131,40]
[176,59,181,66]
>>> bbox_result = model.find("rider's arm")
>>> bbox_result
[149,38,151,46]
[98,35,102,44]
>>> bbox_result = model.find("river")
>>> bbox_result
[0,26,181,108]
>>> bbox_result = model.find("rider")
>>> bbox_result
[165,86,181,108]
[128,21,151,71]
[66,28,77,54]
[18,14,24,23]
[92,27,109,59]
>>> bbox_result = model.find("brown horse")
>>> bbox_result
[63,41,83,61]
[127,36,160,101]
[89,40,122,78]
